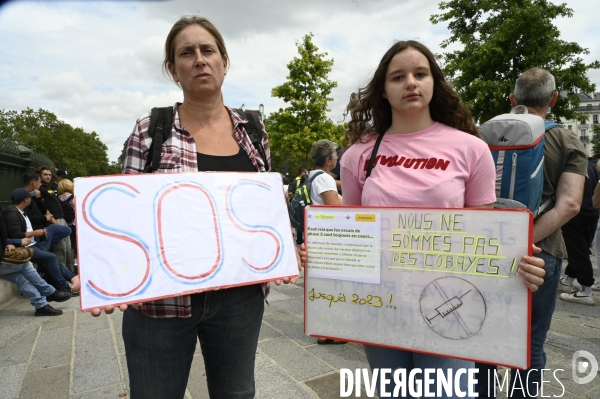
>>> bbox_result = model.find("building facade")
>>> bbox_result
[560,92,600,157]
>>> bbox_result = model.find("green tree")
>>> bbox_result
[0,108,118,177]
[591,124,600,159]
[431,0,599,124]
[268,33,346,173]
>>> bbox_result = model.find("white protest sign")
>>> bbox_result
[75,172,298,311]
[305,206,532,369]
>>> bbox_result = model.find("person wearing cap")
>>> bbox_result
[0,211,71,316]
[37,166,72,268]
[1,188,79,295]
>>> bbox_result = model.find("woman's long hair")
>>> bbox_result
[346,40,478,145]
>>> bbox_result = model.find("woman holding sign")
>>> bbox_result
[339,41,546,398]
[92,16,298,399]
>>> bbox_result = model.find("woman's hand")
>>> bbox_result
[5,244,15,252]
[519,244,545,292]
[91,304,128,317]
[273,244,306,286]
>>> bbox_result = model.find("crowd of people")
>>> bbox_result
[1,13,598,399]
[1,167,80,316]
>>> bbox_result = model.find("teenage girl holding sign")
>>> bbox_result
[339,40,546,397]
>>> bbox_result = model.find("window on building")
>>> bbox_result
[581,129,586,137]
[594,114,599,124]
[568,125,572,131]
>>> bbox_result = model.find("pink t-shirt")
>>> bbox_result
[340,122,496,208]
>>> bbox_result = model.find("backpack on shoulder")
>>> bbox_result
[288,171,325,241]
[59,194,75,224]
[143,107,269,173]
[479,105,559,217]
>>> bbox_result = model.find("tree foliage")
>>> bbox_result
[267,33,346,173]
[431,0,599,124]
[0,108,120,177]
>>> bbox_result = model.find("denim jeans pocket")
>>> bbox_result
[541,254,558,282]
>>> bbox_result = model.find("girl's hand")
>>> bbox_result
[519,244,545,292]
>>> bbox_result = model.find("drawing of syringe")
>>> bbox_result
[426,289,472,324]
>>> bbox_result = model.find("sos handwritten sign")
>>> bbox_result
[75,172,298,311]
[305,207,532,369]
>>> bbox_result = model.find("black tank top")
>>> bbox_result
[196,147,256,172]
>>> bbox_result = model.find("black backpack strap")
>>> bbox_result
[365,133,385,179]
[237,110,270,172]
[65,194,74,203]
[144,106,173,173]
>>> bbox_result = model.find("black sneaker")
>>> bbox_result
[47,289,72,303]
[35,304,63,316]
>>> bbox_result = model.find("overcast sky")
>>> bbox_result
[1,0,599,162]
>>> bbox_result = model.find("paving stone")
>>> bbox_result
[73,330,121,392]
[265,289,292,303]
[553,298,600,318]
[110,312,125,355]
[263,312,313,346]
[19,364,70,399]
[306,342,370,371]
[0,363,27,399]
[187,353,209,398]
[259,322,282,342]
[585,384,600,398]
[550,318,600,340]
[0,314,43,351]
[271,297,305,317]
[256,351,271,369]
[305,372,359,399]
[0,328,37,367]
[583,317,600,330]
[274,284,305,298]
[29,327,73,371]
[41,310,74,331]
[120,354,129,389]
[255,364,314,399]
[72,383,128,399]
[259,336,332,380]
[263,303,285,316]
[76,311,110,335]
[546,330,600,356]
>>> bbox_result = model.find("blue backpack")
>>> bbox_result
[479,106,559,217]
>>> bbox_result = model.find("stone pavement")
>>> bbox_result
[1,268,599,398]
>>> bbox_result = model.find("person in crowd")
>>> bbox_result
[37,166,71,267]
[50,169,69,191]
[92,15,299,399]
[23,172,55,229]
[475,68,588,397]
[2,188,79,296]
[340,40,546,398]
[0,211,71,316]
[327,147,343,194]
[287,167,308,199]
[307,140,342,207]
[559,160,600,304]
[57,179,77,267]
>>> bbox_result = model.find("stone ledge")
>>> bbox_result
[0,279,19,309]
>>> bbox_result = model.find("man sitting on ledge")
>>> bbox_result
[1,188,79,295]
[0,211,72,316]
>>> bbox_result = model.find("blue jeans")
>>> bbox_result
[31,246,76,290]
[34,224,71,252]
[122,284,264,399]
[508,250,562,398]
[0,261,55,309]
[363,345,474,399]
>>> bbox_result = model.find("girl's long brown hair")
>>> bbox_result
[346,40,478,145]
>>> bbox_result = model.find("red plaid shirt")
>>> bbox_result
[123,103,271,318]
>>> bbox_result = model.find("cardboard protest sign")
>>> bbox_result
[76,172,298,311]
[304,206,532,369]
